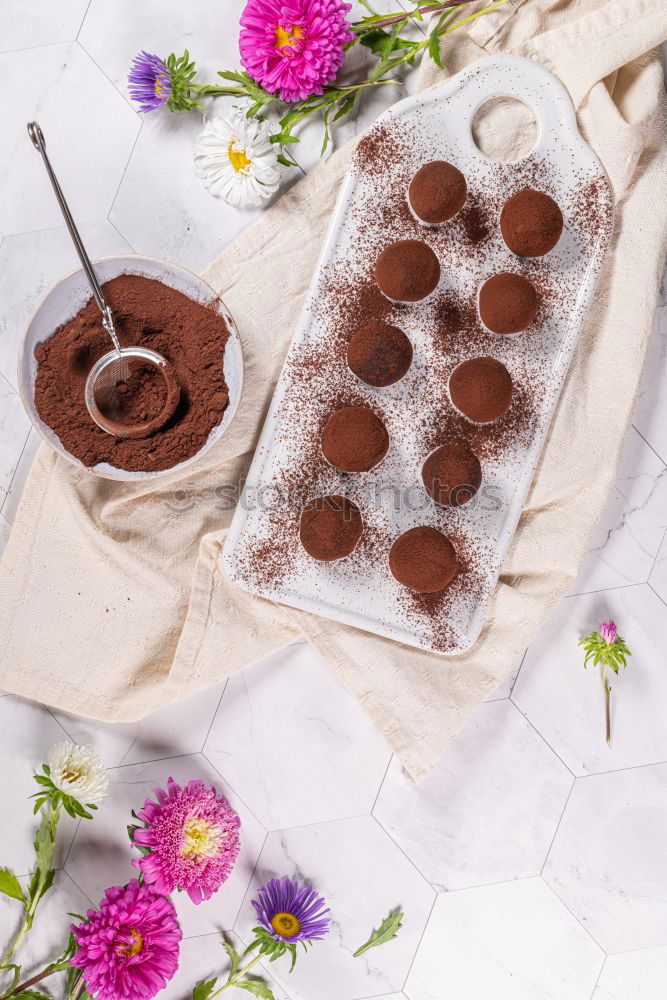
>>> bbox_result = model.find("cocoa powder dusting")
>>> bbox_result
[33,274,230,472]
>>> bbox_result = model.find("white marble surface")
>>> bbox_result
[1,6,667,1000]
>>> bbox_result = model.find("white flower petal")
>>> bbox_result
[194,107,281,208]
[46,741,108,805]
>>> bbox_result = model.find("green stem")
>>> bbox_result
[209,955,264,999]
[3,965,57,999]
[352,0,473,32]
[604,664,612,746]
[191,84,251,97]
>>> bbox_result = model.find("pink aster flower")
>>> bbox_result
[599,620,618,645]
[131,777,241,904]
[239,0,355,103]
[70,880,181,1000]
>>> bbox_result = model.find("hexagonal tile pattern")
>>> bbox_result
[593,947,667,999]
[235,816,435,1000]
[514,584,667,775]
[1,428,40,526]
[544,764,667,952]
[0,870,91,987]
[374,700,572,891]
[405,879,603,1000]
[0,0,90,53]
[204,642,391,830]
[0,221,133,389]
[0,696,78,875]
[53,681,227,767]
[569,427,667,595]
[0,43,139,236]
[162,931,289,1000]
[64,754,266,940]
[649,528,667,604]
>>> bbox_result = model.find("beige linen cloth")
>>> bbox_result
[2,0,667,780]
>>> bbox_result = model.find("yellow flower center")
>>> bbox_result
[155,77,165,97]
[63,767,83,783]
[270,912,301,939]
[181,817,222,859]
[275,24,303,52]
[119,929,143,958]
[228,142,252,174]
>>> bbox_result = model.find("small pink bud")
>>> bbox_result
[599,620,617,645]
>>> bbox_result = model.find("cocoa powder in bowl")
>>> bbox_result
[389,526,458,593]
[478,272,538,334]
[500,188,563,257]
[347,321,413,387]
[408,160,467,224]
[299,494,363,561]
[374,239,440,302]
[33,274,231,473]
[449,356,513,424]
[422,439,482,507]
[321,405,389,472]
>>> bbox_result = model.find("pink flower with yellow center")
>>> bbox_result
[70,880,181,1000]
[131,777,241,904]
[239,0,355,103]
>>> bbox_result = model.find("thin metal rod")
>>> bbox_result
[26,121,121,354]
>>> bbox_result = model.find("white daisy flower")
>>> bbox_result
[194,107,281,208]
[47,741,108,806]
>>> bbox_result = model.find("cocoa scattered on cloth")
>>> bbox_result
[478,271,539,334]
[449,356,514,424]
[321,405,389,472]
[500,187,563,257]
[299,495,363,561]
[408,160,467,224]
[33,274,231,472]
[347,321,413,387]
[389,526,458,593]
[374,239,440,302]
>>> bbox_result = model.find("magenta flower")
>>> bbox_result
[599,620,618,645]
[70,880,181,1000]
[239,0,355,103]
[252,877,330,942]
[131,777,241,904]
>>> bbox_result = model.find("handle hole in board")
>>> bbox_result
[471,97,538,163]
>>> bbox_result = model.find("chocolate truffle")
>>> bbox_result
[422,439,482,507]
[374,240,440,302]
[449,356,513,424]
[478,272,538,334]
[321,405,389,472]
[500,188,563,257]
[299,494,363,561]
[389,526,458,593]
[408,160,467,224]
[347,321,413,387]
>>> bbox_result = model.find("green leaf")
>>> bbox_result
[12,992,52,1000]
[222,938,241,979]
[235,978,275,999]
[0,867,26,904]
[286,942,298,973]
[427,24,444,69]
[353,909,404,957]
[0,963,22,993]
[276,154,297,168]
[192,976,218,1000]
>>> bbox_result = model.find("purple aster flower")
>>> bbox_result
[128,51,172,112]
[599,620,618,645]
[70,880,181,1000]
[252,878,330,942]
[131,777,241,904]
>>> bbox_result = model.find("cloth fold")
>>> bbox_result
[2,0,667,780]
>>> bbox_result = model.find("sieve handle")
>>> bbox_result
[27,121,121,353]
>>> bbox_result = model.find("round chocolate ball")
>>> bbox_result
[389,526,458,593]
[500,188,563,257]
[347,321,413,387]
[422,439,482,507]
[299,494,363,561]
[408,160,467,224]
[449,356,513,424]
[478,272,538,334]
[321,405,389,472]
[374,239,440,302]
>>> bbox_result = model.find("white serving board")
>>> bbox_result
[221,54,613,655]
